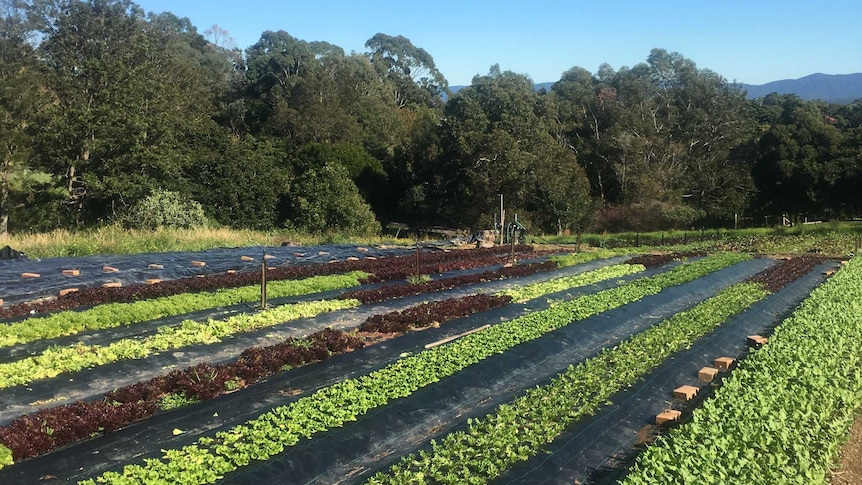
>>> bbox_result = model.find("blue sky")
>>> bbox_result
[134,0,860,86]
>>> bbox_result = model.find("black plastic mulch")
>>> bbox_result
[492,260,838,485]
[0,255,652,483]
[0,244,415,307]
[214,259,774,485]
[0,256,634,426]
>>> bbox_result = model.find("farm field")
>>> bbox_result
[0,242,857,484]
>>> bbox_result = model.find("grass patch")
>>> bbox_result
[1,225,412,259]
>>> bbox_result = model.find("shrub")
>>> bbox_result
[594,200,705,232]
[282,162,380,236]
[126,189,209,230]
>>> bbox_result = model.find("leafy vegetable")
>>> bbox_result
[367,282,768,484]
[0,299,360,389]
[624,257,862,485]
[0,272,368,348]
[80,253,746,484]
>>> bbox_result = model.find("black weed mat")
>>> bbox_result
[491,261,837,485]
[0,244,415,307]
[0,257,661,483]
[0,251,567,362]
[0,256,634,426]
[217,259,774,485]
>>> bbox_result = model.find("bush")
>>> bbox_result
[282,163,380,236]
[594,201,705,232]
[126,190,210,230]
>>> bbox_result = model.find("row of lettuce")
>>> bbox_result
[0,250,623,350]
[0,245,541,319]
[78,253,749,484]
[366,281,769,484]
[622,256,862,484]
[0,261,643,465]
[0,253,630,391]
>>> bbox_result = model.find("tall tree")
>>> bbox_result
[0,0,53,234]
[34,0,217,223]
[365,33,449,109]
[433,65,591,232]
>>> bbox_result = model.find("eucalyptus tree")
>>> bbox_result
[433,65,591,232]
[365,33,449,110]
[0,0,55,233]
[34,0,218,224]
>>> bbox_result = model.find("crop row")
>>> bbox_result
[81,253,748,484]
[0,328,365,461]
[623,257,861,484]
[0,298,360,390]
[747,254,829,292]
[624,251,705,268]
[342,249,627,304]
[367,281,769,484]
[0,247,575,349]
[0,251,625,363]
[0,272,369,349]
[0,258,639,465]
[0,246,538,319]
[497,263,644,302]
[358,263,644,334]
[358,294,513,333]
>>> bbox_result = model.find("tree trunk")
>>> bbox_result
[0,151,9,236]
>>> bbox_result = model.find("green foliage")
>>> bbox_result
[370,282,768,484]
[595,200,707,232]
[126,189,209,230]
[0,298,361,389]
[624,257,862,485]
[160,392,199,411]
[283,161,380,236]
[0,271,369,348]
[0,444,11,468]
[191,135,288,230]
[34,0,221,224]
[497,263,645,302]
[548,249,634,267]
[406,274,432,284]
[8,0,861,239]
[82,254,743,484]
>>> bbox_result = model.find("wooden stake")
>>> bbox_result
[260,254,267,309]
[424,324,491,349]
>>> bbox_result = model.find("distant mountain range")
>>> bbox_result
[450,73,862,104]
[740,73,862,103]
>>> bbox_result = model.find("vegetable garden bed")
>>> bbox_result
[0,247,849,484]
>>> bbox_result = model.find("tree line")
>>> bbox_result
[2,0,861,237]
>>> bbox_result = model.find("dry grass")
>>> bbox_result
[1,225,411,259]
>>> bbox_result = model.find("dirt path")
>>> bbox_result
[831,413,862,484]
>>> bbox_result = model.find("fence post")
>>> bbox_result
[260,253,267,309]
[415,243,421,280]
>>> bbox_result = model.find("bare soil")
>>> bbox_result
[831,413,862,484]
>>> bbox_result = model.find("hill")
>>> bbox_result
[451,73,862,104]
[741,73,862,103]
